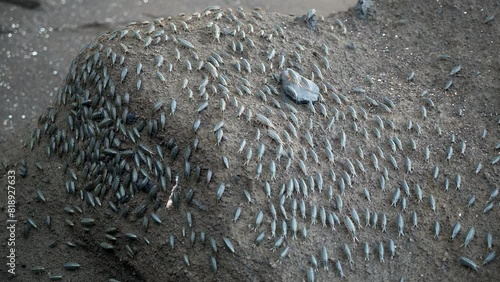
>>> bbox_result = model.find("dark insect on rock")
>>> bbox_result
[356,0,375,19]
[126,111,138,124]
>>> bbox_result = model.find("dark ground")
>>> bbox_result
[0,0,499,282]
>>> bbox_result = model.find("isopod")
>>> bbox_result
[451,221,461,240]
[461,227,475,248]
[459,257,478,271]
[321,246,329,270]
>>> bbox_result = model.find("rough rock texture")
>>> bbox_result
[1,1,499,282]
[282,69,320,104]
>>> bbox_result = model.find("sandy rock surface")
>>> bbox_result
[0,1,499,282]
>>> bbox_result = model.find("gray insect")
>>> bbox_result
[459,257,478,271]
[434,220,441,239]
[378,242,385,263]
[254,210,264,231]
[397,214,405,236]
[451,221,461,240]
[364,242,370,261]
[483,252,496,266]
[321,246,329,270]
[344,216,358,242]
[461,227,475,248]
[343,243,354,266]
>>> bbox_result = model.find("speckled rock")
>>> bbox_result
[282,68,320,104]
[9,4,500,282]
